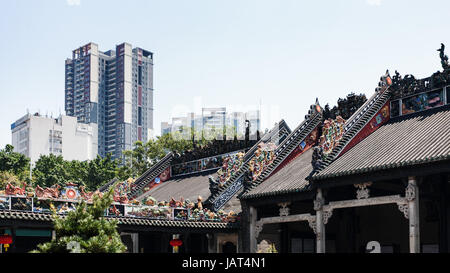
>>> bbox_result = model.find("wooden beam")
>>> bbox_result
[323,195,406,211]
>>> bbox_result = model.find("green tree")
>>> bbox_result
[0,144,30,180]
[33,154,70,188]
[84,154,119,191]
[0,171,24,190]
[31,186,126,253]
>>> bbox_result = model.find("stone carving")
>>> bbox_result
[397,203,409,219]
[323,209,333,225]
[278,202,290,217]
[257,240,278,253]
[314,194,324,211]
[354,182,372,200]
[307,218,317,234]
[405,183,416,202]
[255,222,263,238]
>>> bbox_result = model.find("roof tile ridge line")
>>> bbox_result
[131,155,173,189]
[217,111,319,204]
[316,151,450,180]
[134,152,173,185]
[205,120,290,203]
[239,112,323,197]
[318,88,392,172]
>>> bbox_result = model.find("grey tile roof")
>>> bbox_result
[140,171,217,203]
[241,148,313,199]
[0,210,239,229]
[313,105,450,180]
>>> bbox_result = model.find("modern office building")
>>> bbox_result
[65,42,154,160]
[11,113,98,164]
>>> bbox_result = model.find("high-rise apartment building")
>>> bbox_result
[65,42,154,160]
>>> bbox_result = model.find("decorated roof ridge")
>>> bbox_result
[98,177,120,193]
[389,43,450,100]
[0,190,240,223]
[310,71,393,177]
[0,210,240,230]
[312,103,450,180]
[203,119,292,206]
[237,100,324,199]
[128,152,174,199]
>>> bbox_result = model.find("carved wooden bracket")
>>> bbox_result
[405,183,416,202]
[397,203,409,219]
[323,209,333,225]
[278,202,290,217]
[255,222,263,238]
[308,218,317,234]
[354,182,372,200]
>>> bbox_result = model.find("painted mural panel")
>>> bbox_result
[401,89,444,115]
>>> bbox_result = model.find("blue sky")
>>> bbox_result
[1,0,449,149]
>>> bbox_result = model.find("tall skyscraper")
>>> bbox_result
[65,42,154,160]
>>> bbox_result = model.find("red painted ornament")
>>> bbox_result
[0,235,12,245]
[170,239,183,247]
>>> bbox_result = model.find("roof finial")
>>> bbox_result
[437,43,449,70]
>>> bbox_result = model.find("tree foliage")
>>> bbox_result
[32,154,120,191]
[33,154,69,188]
[31,185,126,253]
[0,144,30,180]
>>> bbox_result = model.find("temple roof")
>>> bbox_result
[312,104,450,180]
[0,210,239,230]
[139,171,217,204]
[241,148,313,199]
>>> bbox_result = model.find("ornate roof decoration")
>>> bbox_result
[309,71,393,178]
[237,100,323,201]
[127,152,174,199]
[0,210,240,230]
[0,184,239,223]
[390,44,450,100]
[319,116,346,157]
[204,120,292,211]
[248,142,277,181]
[312,104,450,180]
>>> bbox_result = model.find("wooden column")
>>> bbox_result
[207,233,217,253]
[439,175,448,253]
[315,189,326,253]
[249,206,258,253]
[408,176,420,253]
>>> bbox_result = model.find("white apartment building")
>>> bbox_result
[11,113,98,164]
